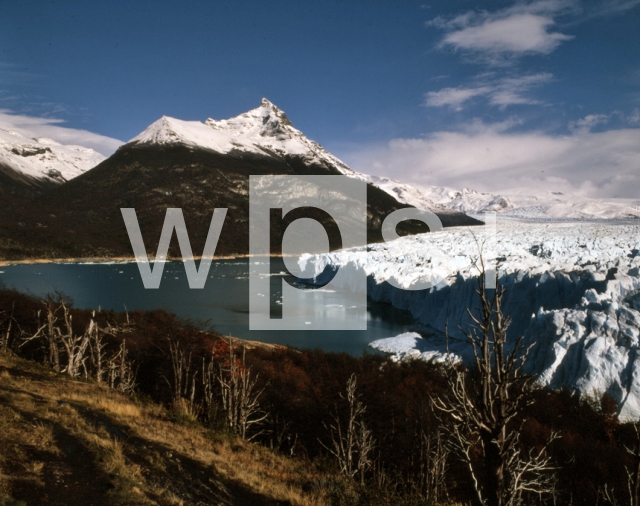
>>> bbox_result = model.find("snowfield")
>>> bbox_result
[298,218,640,421]
[418,185,640,221]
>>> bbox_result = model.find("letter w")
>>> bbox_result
[121,208,227,289]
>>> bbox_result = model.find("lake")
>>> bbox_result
[0,259,420,355]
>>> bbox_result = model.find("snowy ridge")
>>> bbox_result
[298,220,640,420]
[350,174,457,214]
[419,185,640,221]
[0,128,105,184]
[126,98,355,174]
[126,100,482,217]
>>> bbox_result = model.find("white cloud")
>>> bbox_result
[425,86,491,110]
[429,1,574,63]
[425,73,553,110]
[442,14,572,57]
[0,62,41,86]
[341,123,640,198]
[429,0,639,63]
[582,0,640,17]
[0,110,122,156]
[489,73,553,106]
[568,113,609,133]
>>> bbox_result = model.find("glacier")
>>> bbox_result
[298,218,640,421]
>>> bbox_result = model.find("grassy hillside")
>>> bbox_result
[0,350,332,506]
[2,287,638,505]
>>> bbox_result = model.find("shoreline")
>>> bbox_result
[0,254,285,267]
[222,335,296,353]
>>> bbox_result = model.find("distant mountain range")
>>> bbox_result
[418,186,640,221]
[0,99,479,261]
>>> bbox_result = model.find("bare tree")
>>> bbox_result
[597,483,625,506]
[0,303,15,350]
[164,334,198,411]
[623,424,640,506]
[17,300,136,394]
[216,337,268,440]
[106,337,136,394]
[270,414,298,455]
[33,300,62,372]
[410,427,450,505]
[22,301,89,377]
[321,373,375,485]
[202,355,218,423]
[88,311,109,384]
[54,301,90,378]
[433,257,558,506]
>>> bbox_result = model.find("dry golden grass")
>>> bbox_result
[22,460,44,476]
[62,390,143,418]
[25,422,55,449]
[0,350,331,505]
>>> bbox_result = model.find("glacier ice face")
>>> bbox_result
[300,219,640,420]
[526,272,640,420]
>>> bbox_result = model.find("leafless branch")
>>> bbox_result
[433,245,556,506]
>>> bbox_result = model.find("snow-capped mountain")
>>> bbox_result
[123,99,469,220]
[0,99,478,261]
[353,174,458,215]
[125,98,354,174]
[0,127,104,189]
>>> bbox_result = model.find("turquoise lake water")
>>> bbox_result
[0,260,420,355]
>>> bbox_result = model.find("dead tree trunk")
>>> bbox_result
[202,356,218,423]
[625,424,640,506]
[45,302,61,372]
[0,303,15,350]
[106,338,136,394]
[23,301,87,377]
[414,427,449,505]
[88,311,109,384]
[166,335,193,405]
[433,257,557,506]
[216,338,267,440]
[163,334,200,417]
[54,302,90,378]
[321,373,375,484]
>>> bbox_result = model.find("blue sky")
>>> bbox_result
[1,0,639,196]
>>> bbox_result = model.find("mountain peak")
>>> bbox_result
[209,98,293,133]
[261,98,291,128]
[0,127,104,186]
[125,100,353,174]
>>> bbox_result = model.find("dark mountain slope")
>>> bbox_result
[0,144,480,260]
